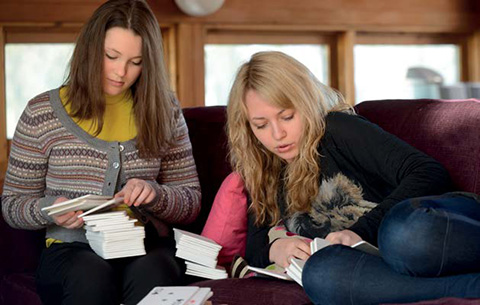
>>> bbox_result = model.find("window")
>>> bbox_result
[355,44,460,103]
[204,44,329,106]
[5,43,75,138]
[354,41,460,103]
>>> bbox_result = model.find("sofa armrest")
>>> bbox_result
[0,202,45,277]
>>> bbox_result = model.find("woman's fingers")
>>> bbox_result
[325,230,362,246]
[53,211,84,229]
[270,238,312,268]
[117,179,155,206]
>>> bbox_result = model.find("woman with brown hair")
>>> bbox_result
[1,1,201,304]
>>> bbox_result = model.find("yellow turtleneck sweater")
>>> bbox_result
[60,86,137,142]
[46,88,138,248]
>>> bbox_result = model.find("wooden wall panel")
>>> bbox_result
[465,31,480,82]
[336,31,356,105]
[0,27,7,190]
[176,24,205,107]
[0,0,479,33]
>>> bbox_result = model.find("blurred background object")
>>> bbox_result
[406,67,443,99]
[175,0,225,17]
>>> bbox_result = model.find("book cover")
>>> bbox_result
[41,195,123,217]
[137,286,199,305]
[173,228,222,251]
[247,264,292,281]
[137,286,213,305]
[351,240,380,256]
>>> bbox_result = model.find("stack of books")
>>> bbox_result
[138,286,213,305]
[41,194,147,259]
[173,228,228,280]
[83,210,146,259]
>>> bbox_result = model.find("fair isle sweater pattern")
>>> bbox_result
[1,88,201,243]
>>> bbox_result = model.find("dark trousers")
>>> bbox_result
[302,192,480,305]
[36,229,183,305]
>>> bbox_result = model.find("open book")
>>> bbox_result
[248,237,380,285]
[285,238,380,286]
[41,195,124,217]
[137,286,213,305]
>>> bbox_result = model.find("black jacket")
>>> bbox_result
[246,111,451,267]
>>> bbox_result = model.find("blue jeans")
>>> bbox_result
[302,193,480,305]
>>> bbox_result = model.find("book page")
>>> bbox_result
[248,264,292,281]
[351,240,380,256]
[41,195,121,216]
[77,197,124,218]
[310,237,331,253]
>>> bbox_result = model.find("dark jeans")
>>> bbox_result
[36,231,183,305]
[302,192,480,305]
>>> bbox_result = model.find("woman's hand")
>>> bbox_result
[51,197,85,229]
[269,238,311,268]
[115,178,156,207]
[325,229,362,246]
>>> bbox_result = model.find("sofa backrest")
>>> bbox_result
[1,99,479,278]
[180,106,232,234]
[355,99,480,194]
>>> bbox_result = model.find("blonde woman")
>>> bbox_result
[226,51,480,303]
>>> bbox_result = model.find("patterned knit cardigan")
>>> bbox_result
[1,88,201,243]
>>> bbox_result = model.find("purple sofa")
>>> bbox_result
[1,99,480,305]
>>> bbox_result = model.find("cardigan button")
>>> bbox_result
[112,162,120,169]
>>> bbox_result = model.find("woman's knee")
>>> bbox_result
[379,197,453,276]
[68,253,116,291]
[124,246,182,284]
[380,195,480,276]
[122,247,183,305]
[303,245,360,304]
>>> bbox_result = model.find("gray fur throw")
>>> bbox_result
[284,173,377,238]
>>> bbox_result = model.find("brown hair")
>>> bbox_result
[227,51,351,226]
[64,0,176,157]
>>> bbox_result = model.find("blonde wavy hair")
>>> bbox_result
[227,51,351,226]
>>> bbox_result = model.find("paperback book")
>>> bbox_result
[285,237,380,286]
[173,228,228,280]
[137,286,213,305]
[41,194,124,217]
[245,237,379,285]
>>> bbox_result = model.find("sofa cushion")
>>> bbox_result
[0,273,42,305]
[355,99,480,194]
[201,172,247,267]
[0,201,45,276]
[194,278,312,305]
[180,106,232,235]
